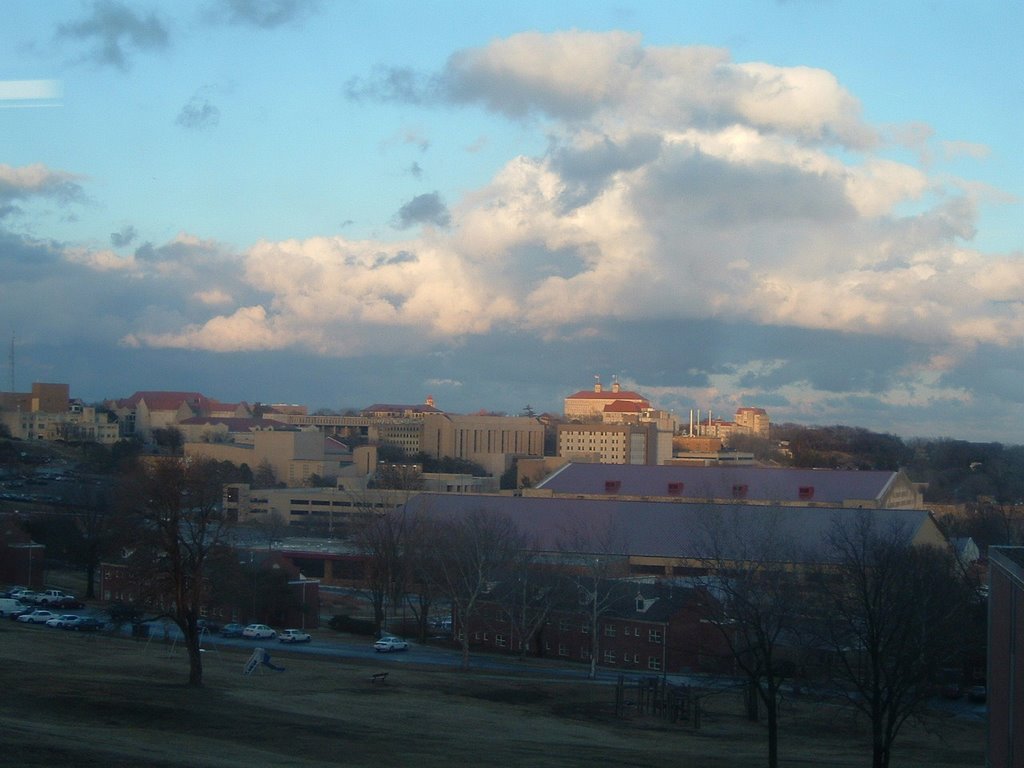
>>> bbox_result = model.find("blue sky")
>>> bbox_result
[2,1,1022,443]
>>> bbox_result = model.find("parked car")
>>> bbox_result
[17,609,56,624]
[64,616,105,632]
[278,629,311,644]
[373,636,409,652]
[56,596,85,609]
[220,623,245,638]
[241,623,276,639]
[45,614,81,628]
[8,605,33,621]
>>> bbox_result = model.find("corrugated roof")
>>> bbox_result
[401,493,938,564]
[536,463,900,504]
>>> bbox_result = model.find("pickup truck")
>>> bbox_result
[36,589,75,606]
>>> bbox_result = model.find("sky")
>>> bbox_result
[2,0,1022,444]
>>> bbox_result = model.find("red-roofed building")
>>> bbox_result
[564,378,650,421]
[108,391,252,438]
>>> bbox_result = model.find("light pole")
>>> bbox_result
[250,552,257,622]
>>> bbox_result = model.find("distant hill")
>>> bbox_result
[771,424,1024,504]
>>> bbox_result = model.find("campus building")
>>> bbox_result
[988,547,1024,768]
[0,382,120,444]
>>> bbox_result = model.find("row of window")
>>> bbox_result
[466,631,663,670]
[555,619,663,643]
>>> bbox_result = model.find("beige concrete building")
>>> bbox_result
[688,406,771,443]
[262,407,543,479]
[185,429,376,487]
[419,413,545,477]
[224,484,408,534]
[557,422,674,466]
[735,407,770,438]
[0,383,120,444]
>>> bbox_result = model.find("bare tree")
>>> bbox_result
[356,506,413,636]
[499,546,569,659]
[695,507,806,768]
[252,459,278,489]
[556,512,631,679]
[401,514,444,642]
[812,513,972,768]
[432,510,525,669]
[75,486,118,599]
[248,509,289,551]
[118,456,234,687]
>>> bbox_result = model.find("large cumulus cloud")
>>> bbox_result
[30,32,1023,435]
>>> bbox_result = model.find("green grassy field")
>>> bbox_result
[1,621,984,767]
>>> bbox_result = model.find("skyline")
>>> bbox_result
[2,1,1022,443]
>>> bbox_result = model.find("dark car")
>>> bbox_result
[197,619,222,634]
[220,623,245,637]
[65,616,105,632]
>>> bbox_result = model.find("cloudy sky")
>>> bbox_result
[2,1,1022,443]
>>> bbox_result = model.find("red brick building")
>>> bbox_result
[99,548,319,629]
[461,581,729,675]
[0,514,45,588]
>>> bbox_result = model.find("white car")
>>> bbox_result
[242,623,276,639]
[17,609,56,624]
[278,629,311,644]
[45,614,81,628]
[373,636,409,653]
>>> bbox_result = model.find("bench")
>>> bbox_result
[371,672,389,683]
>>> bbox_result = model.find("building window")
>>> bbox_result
[604,625,617,637]
[581,623,589,634]
[603,650,616,664]
[495,634,506,647]
[649,629,663,644]
[558,643,568,657]
[559,619,571,632]
[648,656,662,671]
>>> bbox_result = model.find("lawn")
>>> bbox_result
[0,622,984,767]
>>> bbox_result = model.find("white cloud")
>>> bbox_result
[74,31,1016,367]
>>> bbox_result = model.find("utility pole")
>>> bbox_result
[7,332,14,392]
